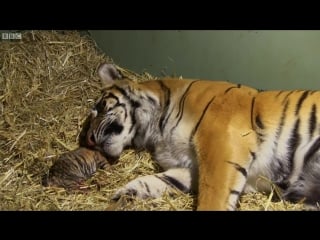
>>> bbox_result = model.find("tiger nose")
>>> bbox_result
[87,131,96,147]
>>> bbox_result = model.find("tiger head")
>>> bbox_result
[79,63,140,164]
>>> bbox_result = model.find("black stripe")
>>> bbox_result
[130,100,141,133]
[114,85,141,109]
[114,85,129,99]
[270,101,289,166]
[125,100,141,133]
[130,100,141,108]
[74,154,88,176]
[226,161,247,177]
[287,119,301,172]
[250,151,256,161]
[257,132,265,143]
[147,95,157,105]
[295,91,309,115]
[250,97,256,130]
[105,93,119,102]
[282,91,294,105]
[95,93,119,112]
[156,175,189,193]
[224,84,241,94]
[255,114,264,129]
[230,190,240,195]
[190,96,216,140]
[138,180,144,187]
[129,104,137,133]
[101,86,115,92]
[276,91,284,98]
[102,86,127,101]
[224,86,237,94]
[128,102,141,134]
[103,122,123,135]
[176,81,198,120]
[174,81,199,129]
[144,182,151,194]
[84,154,96,176]
[158,81,171,134]
[275,100,289,144]
[161,107,175,134]
[65,154,82,171]
[304,137,320,168]
[309,104,317,138]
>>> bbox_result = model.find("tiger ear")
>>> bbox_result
[98,63,122,86]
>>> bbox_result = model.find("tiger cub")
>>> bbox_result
[79,63,320,210]
[42,147,109,189]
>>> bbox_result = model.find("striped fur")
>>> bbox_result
[79,63,320,210]
[42,147,109,189]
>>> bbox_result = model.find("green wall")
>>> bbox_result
[90,30,320,90]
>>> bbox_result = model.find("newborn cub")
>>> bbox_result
[42,147,109,189]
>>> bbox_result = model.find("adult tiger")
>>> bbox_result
[79,63,320,210]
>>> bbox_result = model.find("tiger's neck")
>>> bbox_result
[130,96,162,153]
[129,80,174,153]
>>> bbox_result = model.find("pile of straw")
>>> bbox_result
[0,31,305,210]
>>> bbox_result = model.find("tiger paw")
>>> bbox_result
[111,187,140,201]
[111,175,171,201]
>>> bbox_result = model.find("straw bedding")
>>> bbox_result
[0,30,305,210]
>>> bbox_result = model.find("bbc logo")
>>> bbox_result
[2,32,22,40]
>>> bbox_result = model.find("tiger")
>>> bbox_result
[79,62,320,210]
[42,147,109,189]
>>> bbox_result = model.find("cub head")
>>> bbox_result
[79,63,139,163]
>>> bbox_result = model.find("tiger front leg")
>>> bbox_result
[197,156,250,211]
[111,168,192,201]
[195,126,256,211]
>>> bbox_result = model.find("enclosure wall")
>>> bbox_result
[90,30,320,90]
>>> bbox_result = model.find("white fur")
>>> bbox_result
[112,168,192,199]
